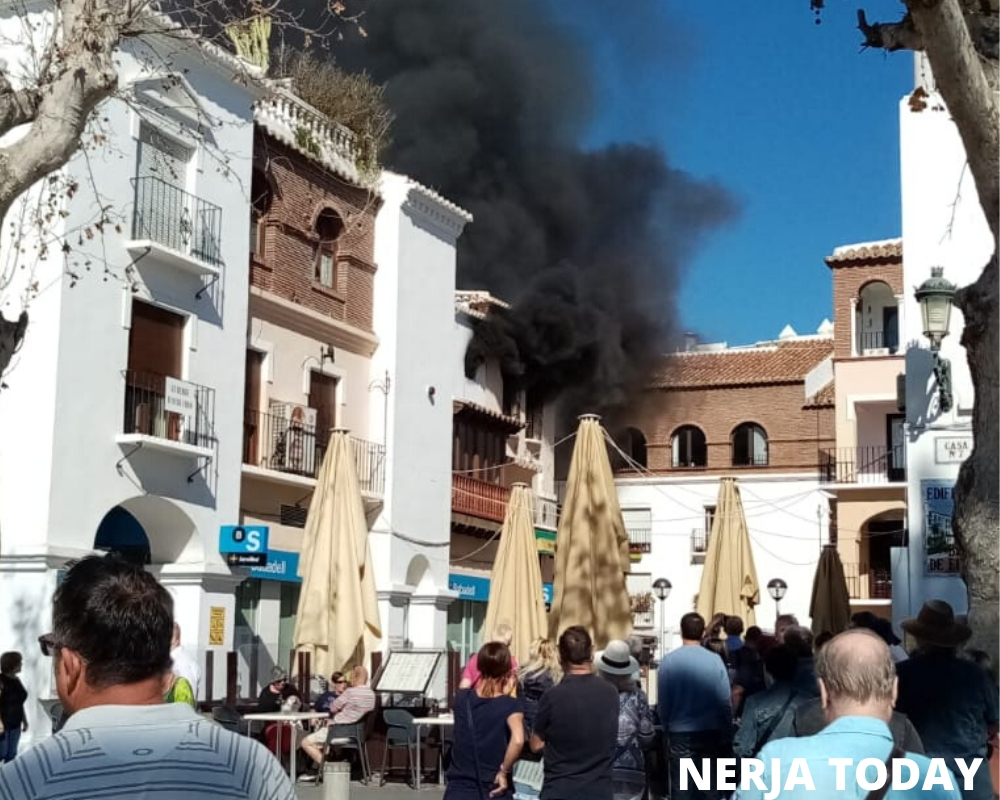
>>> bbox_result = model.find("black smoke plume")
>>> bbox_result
[335,0,739,415]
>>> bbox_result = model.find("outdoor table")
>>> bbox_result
[414,714,454,790]
[242,710,329,784]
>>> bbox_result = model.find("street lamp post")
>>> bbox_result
[914,266,957,413]
[652,578,672,660]
[767,578,788,626]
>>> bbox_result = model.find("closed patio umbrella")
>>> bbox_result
[696,477,760,627]
[548,414,632,649]
[293,429,381,677]
[483,483,548,664]
[809,544,852,636]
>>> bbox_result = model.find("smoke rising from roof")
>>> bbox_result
[337,0,738,415]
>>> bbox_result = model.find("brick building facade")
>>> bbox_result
[823,239,906,617]
[236,88,385,689]
[622,337,836,476]
[250,136,379,331]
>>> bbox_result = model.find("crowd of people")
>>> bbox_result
[445,605,998,800]
[0,552,995,800]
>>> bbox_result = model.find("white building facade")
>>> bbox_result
[0,12,260,738]
[894,55,993,628]
[368,174,472,669]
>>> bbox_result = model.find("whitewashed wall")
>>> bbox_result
[896,58,992,627]
[0,18,258,741]
[617,473,832,647]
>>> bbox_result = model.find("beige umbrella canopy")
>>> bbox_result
[696,477,760,627]
[293,429,382,677]
[548,415,632,649]
[483,483,548,664]
[809,544,852,636]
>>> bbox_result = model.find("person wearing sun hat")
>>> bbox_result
[596,640,655,800]
[896,600,999,800]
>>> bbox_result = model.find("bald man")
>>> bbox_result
[735,630,962,800]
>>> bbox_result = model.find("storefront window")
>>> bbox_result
[446,600,487,663]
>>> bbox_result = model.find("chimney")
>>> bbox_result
[683,332,697,352]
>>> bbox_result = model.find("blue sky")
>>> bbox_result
[554,3,912,346]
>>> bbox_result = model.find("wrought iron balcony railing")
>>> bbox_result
[243,408,385,497]
[122,370,215,450]
[628,526,652,555]
[131,176,223,268]
[819,446,906,484]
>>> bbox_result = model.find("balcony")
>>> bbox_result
[452,474,510,524]
[628,526,652,558]
[843,562,893,600]
[118,370,215,458]
[819,446,905,485]
[127,176,223,277]
[535,495,558,531]
[691,527,710,564]
[242,408,385,498]
[856,330,899,356]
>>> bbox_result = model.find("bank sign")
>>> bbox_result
[219,525,269,567]
[922,480,959,575]
[249,549,301,583]
[449,573,553,605]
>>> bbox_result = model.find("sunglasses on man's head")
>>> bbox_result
[38,634,62,657]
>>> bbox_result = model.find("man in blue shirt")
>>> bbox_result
[658,612,733,800]
[735,629,963,800]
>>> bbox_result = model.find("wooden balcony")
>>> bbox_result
[452,474,510,524]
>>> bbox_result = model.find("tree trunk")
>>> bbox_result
[902,0,1000,664]
[953,254,1000,662]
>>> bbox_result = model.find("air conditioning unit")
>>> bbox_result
[269,402,318,475]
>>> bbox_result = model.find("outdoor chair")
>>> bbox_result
[379,709,419,787]
[211,706,243,735]
[317,712,373,785]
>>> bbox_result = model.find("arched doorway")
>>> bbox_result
[93,496,202,566]
[94,507,151,565]
[861,510,906,599]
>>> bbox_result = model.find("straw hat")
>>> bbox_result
[596,640,639,676]
[901,600,971,648]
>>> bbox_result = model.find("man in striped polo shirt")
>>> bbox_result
[0,554,295,800]
[300,665,375,776]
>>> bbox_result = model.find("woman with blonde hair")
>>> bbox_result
[517,638,560,738]
[460,623,518,692]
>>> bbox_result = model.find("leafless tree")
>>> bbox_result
[848,0,998,660]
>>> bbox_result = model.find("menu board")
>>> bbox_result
[373,650,442,694]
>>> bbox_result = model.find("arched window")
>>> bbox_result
[250,169,273,257]
[671,425,707,468]
[313,208,343,288]
[732,423,768,467]
[622,427,647,469]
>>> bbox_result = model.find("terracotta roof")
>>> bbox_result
[452,400,524,431]
[804,381,835,409]
[825,238,902,266]
[650,339,834,389]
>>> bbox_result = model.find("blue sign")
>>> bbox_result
[448,573,554,606]
[249,549,302,583]
[220,525,269,555]
[220,525,269,567]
